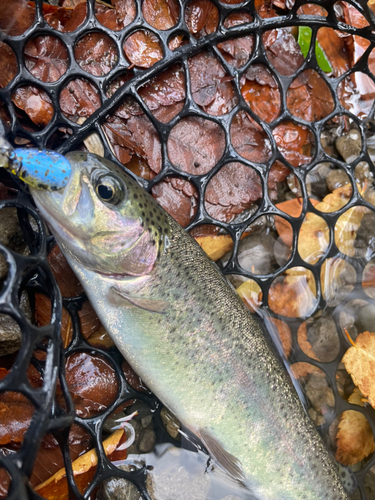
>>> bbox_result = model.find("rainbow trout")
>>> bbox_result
[9,148,348,500]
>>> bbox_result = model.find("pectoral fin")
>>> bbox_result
[109,286,169,314]
[198,428,246,484]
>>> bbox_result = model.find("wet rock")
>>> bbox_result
[0,291,31,356]
[305,373,335,421]
[354,303,375,334]
[326,169,349,192]
[160,407,180,439]
[354,212,375,259]
[0,207,28,280]
[335,128,362,163]
[139,427,156,453]
[98,463,144,500]
[306,316,340,362]
[237,233,276,274]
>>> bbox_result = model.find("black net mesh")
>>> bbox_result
[1,0,375,498]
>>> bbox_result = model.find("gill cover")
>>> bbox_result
[29,152,171,277]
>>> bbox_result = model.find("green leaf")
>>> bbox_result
[298,26,332,73]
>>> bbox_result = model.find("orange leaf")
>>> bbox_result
[196,234,233,262]
[35,429,125,500]
[236,279,262,313]
[335,389,375,465]
[342,331,375,409]
[275,198,319,246]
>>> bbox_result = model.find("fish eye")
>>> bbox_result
[95,175,124,205]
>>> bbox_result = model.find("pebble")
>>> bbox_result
[326,168,349,192]
[305,373,335,423]
[335,128,362,163]
[0,207,29,280]
[306,316,340,362]
[0,291,31,356]
[354,303,375,334]
[139,427,156,454]
[160,407,180,439]
[97,463,144,500]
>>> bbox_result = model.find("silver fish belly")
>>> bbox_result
[27,151,348,500]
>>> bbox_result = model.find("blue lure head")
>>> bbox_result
[8,148,72,191]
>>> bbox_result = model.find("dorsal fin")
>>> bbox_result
[198,428,246,484]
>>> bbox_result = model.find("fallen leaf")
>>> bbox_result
[241,65,280,123]
[12,86,54,127]
[335,388,375,465]
[184,0,219,38]
[59,78,101,121]
[272,121,313,167]
[62,352,118,418]
[287,69,334,122]
[0,42,18,88]
[343,331,375,409]
[275,198,320,247]
[35,294,73,348]
[48,245,83,297]
[35,428,127,499]
[151,177,198,227]
[0,0,34,36]
[188,51,237,116]
[263,28,304,77]
[142,0,179,31]
[123,30,163,68]
[196,234,233,262]
[217,13,254,68]
[231,111,272,164]
[268,267,317,318]
[24,35,69,83]
[205,162,262,223]
[74,32,118,76]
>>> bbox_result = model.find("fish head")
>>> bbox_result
[27,151,170,277]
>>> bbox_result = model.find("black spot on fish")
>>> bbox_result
[139,203,143,208]
[134,194,138,199]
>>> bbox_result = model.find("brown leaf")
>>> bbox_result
[24,36,68,83]
[63,352,118,418]
[168,116,225,175]
[188,52,237,116]
[297,323,319,361]
[231,111,272,164]
[205,162,262,223]
[343,331,375,409]
[152,177,198,227]
[185,0,218,38]
[123,30,163,69]
[30,425,92,488]
[48,245,83,297]
[263,28,304,77]
[12,86,54,127]
[35,294,73,348]
[272,121,313,167]
[122,359,148,393]
[217,13,254,68]
[0,42,18,89]
[287,70,335,122]
[0,0,35,36]
[59,78,101,121]
[241,65,280,123]
[74,32,118,76]
[335,389,375,465]
[290,362,322,379]
[142,0,179,30]
[268,268,317,318]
